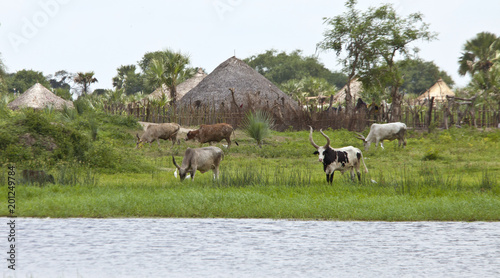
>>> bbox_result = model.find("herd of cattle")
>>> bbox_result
[136,121,408,183]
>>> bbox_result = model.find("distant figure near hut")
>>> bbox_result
[8,83,74,110]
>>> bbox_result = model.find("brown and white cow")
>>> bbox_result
[172,146,224,181]
[186,123,237,148]
[136,123,180,148]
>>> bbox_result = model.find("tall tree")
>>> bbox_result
[112,65,144,95]
[317,0,383,114]
[145,49,194,105]
[74,71,98,96]
[363,7,436,121]
[458,32,500,77]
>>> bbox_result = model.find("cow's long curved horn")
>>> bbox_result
[355,132,366,140]
[308,126,319,149]
[319,129,331,148]
[172,155,181,170]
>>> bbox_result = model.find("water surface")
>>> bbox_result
[3,218,499,277]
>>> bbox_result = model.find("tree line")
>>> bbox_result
[1,0,498,116]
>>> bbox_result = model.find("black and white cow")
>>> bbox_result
[309,126,368,184]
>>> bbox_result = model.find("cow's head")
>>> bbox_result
[185,130,199,141]
[309,126,330,163]
[172,155,189,181]
[136,134,145,149]
[355,133,370,150]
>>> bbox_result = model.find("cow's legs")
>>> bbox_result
[326,172,334,184]
[213,167,219,179]
[380,141,385,149]
[226,138,231,148]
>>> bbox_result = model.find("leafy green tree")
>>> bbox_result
[112,65,144,95]
[317,0,384,114]
[74,71,98,96]
[364,7,436,121]
[319,0,436,120]
[9,69,51,93]
[398,59,454,95]
[145,49,194,104]
[47,70,73,100]
[244,49,346,88]
[458,32,500,77]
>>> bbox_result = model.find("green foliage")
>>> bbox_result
[7,69,51,93]
[1,126,499,220]
[241,110,275,148]
[143,49,196,99]
[397,59,455,95]
[112,65,144,95]
[244,49,346,88]
[458,32,500,77]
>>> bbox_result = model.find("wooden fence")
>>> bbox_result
[104,101,500,131]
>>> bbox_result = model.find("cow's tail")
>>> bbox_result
[231,128,239,146]
[358,152,368,173]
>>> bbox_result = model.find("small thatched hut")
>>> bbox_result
[416,78,455,104]
[332,77,363,104]
[8,83,74,110]
[180,56,301,129]
[145,68,207,102]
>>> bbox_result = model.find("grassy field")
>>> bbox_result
[1,121,499,221]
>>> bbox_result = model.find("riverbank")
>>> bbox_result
[2,127,499,221]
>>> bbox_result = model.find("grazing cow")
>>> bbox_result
[136,123,180,148]
[355,122,407,150]
[309,126,368,184]
[172,146,224,181]
[186,123,237,148]
[22,170,55,185]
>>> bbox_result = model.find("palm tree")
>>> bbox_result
[74,71,98,96]
[145,49,194,105]
[458,32,500,77]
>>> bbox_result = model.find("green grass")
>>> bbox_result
[1,107,499,220]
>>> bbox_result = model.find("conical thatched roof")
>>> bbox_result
[179,56,300,128]
[417,78,455,103]
[332,77,363,104]
[8,83,74,110]
[146,68,207,101]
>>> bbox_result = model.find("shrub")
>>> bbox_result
[241,110,275,148]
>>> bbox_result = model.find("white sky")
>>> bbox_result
[1,0,499,91]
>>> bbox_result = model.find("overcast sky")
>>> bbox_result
[1,0,500,92]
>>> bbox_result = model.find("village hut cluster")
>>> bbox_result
[7,55,459,130]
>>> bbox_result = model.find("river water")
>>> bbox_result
[2,218,499,278]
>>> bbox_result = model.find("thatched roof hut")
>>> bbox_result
[179,56,301,129]
[416,78,455,104]
[145,68,207,101]
[8,83,74,110]
[332,77,363,104]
